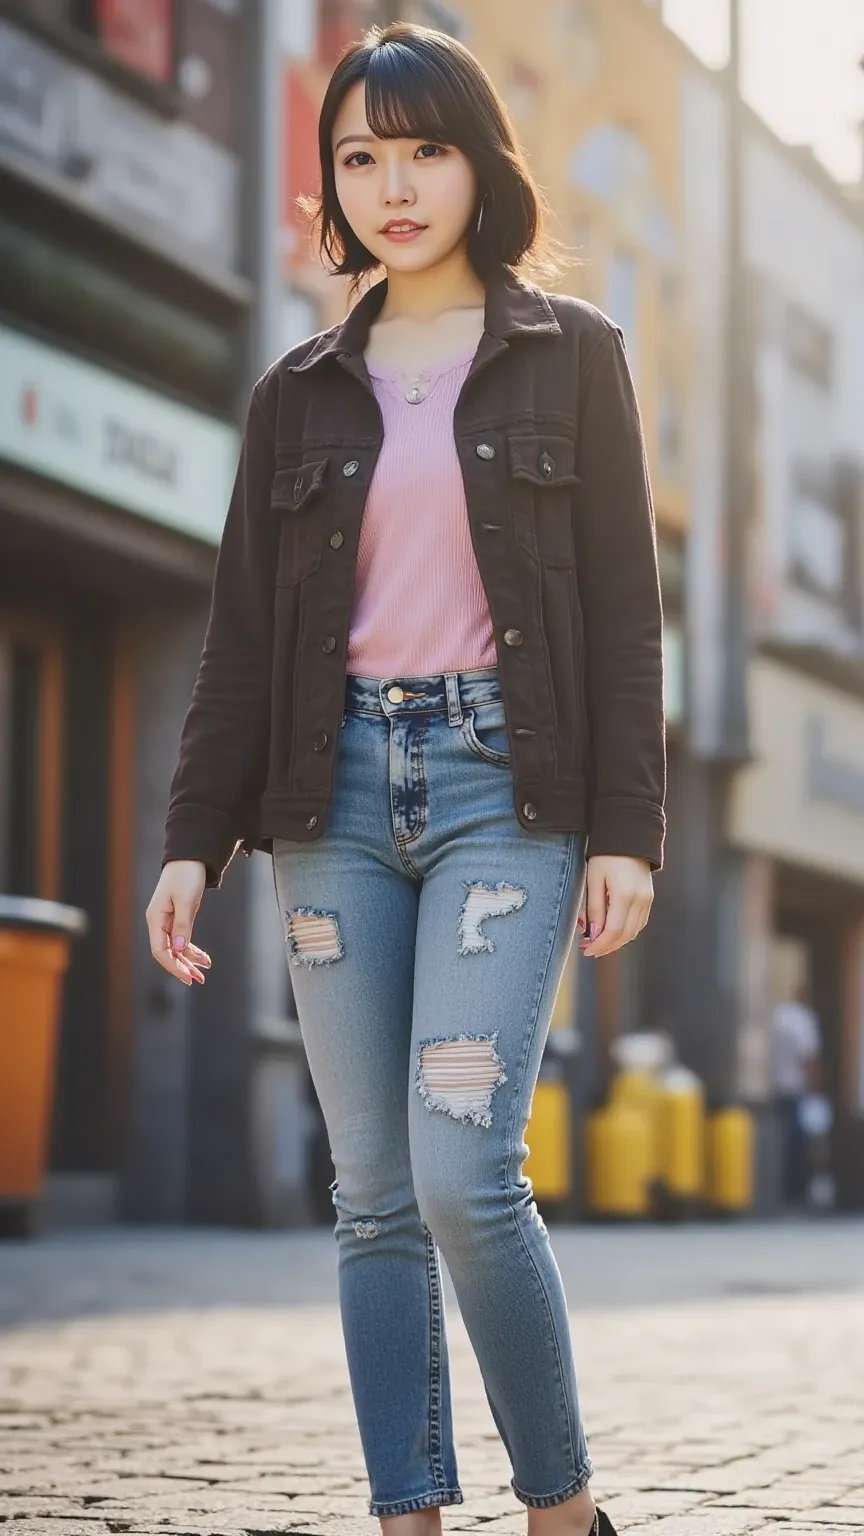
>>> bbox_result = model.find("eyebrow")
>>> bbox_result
[334,133,376,152]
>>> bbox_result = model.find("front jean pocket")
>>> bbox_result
[459,700,511,766]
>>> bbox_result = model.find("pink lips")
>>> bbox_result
[380,221,427,242]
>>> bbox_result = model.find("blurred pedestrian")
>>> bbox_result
[771,979,823,1208]
[146,23,666,1536]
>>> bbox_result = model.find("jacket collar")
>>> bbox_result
[287,269,561,374]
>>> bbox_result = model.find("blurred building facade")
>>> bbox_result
[5,0,862,1229]
[279,0,864,1214]
[0,0,267,1226]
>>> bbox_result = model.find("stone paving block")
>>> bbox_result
[1,1233,863,1536]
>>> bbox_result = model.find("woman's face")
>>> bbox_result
[331,80,478,275]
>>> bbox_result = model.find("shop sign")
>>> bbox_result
[728,656,864,885]
[0,325,238,545]
[0,22,239,275]
[95,0,175,85]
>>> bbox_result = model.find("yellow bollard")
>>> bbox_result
[707,1107,755,1213]
[610,1068,664,1186]
[656,1067,705,1215]
[524,1080,572,1201]
[585,1102,651,1218]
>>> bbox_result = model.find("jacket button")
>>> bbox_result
[539,452,555,477]
[329,530,344,549]
[306,814,319,829]
[503,627,523,646]
[475,442,496,460]
[342,459,359,477]
[322,635,336,653]
[523,801,538,821]
[313,732,329,752]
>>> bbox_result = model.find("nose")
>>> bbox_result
[383,161,416,208]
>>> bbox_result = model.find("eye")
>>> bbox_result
[344,150,374,167]
[416,143,447,159]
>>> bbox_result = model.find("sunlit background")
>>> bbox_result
[665,0,864,182]
[2,0,864,1241]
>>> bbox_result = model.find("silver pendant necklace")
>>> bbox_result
[404,372,428,405]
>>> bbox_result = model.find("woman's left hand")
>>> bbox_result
[577,854,654,958]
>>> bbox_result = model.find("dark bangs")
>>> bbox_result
[307,22,555,286]
[362,32,476,151]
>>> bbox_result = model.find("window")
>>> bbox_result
[506,62,543,125]
[785,302,833,390]
[553,1,600,85]
[658,375,684,484]
[0,620,64,899]
[788,461,862,631]
[790,487,844,600]
[606,249,640,383]
[71,0,176,83]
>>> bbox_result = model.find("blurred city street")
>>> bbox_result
[1,1219,863,1535]
[3,1,864,1531]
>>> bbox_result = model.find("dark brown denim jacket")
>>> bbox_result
[163,271,666,888]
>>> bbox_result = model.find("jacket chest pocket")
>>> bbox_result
[271,457,329,584]
[507,433,579,568]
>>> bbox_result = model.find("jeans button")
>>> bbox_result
[322,635,336,653]
[522,801,538,821]
[387,685,404,703]
[503,627,523,646]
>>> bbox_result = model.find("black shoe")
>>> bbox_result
[594,1511,618,1535]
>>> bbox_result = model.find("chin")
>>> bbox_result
[369,238,452,276]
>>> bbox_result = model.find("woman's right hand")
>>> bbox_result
[146,860,212,986]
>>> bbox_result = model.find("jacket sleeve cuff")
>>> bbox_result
[162,804,242,890]
[585,796,666,873]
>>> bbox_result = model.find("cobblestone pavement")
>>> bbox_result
[0,1222,863,1536]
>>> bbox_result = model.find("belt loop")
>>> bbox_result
[444,672,463,726]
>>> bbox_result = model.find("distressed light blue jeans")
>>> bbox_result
[272,666,592,1518]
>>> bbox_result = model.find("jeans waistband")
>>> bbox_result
[344,666,502,722]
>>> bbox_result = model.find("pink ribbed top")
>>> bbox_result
[345,345,498,677]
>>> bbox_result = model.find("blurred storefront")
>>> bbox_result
[0,2,265,1227]
[671,41,864,1208]
[728,660,864,1206]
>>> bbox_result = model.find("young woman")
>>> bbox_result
[146,23,665,1536]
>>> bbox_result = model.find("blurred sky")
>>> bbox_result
[662,0,864,184]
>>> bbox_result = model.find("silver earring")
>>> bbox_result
[476,199,486,234]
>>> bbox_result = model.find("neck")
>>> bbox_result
[380,246,485,322]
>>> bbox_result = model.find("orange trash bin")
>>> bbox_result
[0,896,88,1238]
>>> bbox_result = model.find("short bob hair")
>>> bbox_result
[306,22,556,285]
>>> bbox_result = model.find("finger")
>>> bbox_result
[581,866,608,945]
[151,942,198,985]
[594,895,648,956]
[170,898,199,961]
[583,893,632,958]
[184,942,212,968]
[156,930,200,985]
[147,905,203,986]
